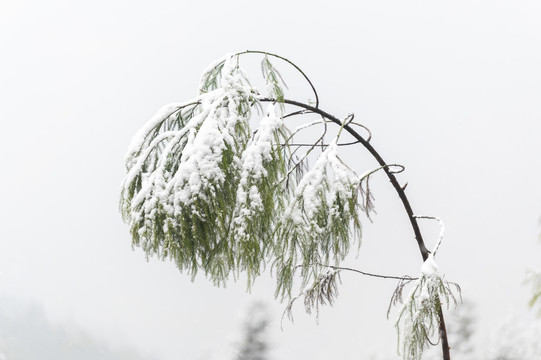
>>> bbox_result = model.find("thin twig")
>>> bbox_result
[278,119,328,184]
[359,164,406,182]
[281,140,361,147]
[349,122,372,142]
[414,215,445,256]
[283,109,312,119]
[295,263,418,281]
[324,265,418,281]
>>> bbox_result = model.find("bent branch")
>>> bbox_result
[259,96,450,360]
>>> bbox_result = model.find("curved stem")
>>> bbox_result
[259,96,450,360]
[238,50,320,108]
[260,97,429,259]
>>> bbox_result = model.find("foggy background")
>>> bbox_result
[1,0,540,359]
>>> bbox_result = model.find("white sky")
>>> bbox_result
[1,0,541,359]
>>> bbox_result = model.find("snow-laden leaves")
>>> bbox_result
[274,139,362,298]
[395,255,459,360]
[120,51,456,360]
[232,105,290,282]
[120,55,259,283]
[261,55,287,104]
[120,53,364,294]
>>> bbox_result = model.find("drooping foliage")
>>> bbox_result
[120,51,455,360]
[120,53,363,294]
[393,255,459,360]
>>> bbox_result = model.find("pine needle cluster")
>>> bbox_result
[394,255,460,360]
[120,53,364,296]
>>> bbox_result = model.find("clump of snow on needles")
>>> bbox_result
[122,54,256,236]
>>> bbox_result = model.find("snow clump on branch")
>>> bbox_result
[120,53,367,300]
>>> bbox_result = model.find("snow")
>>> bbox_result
[394,251,450,358]
[238,104,282,183]
[124,99,202,168]
[198,53,231,93]
[233,104,284,237]
[122,54,256,235]
[284,138,358,232]
[121,52,364,313]
[290,143,331,221]
[420,254,439,277]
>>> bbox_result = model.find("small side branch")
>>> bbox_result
[360,164,406,181]
[283,140,361,147]
[297,263,418,281]
[324,265,417,281]
[414,215,445,256]
[284,265,417,327]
